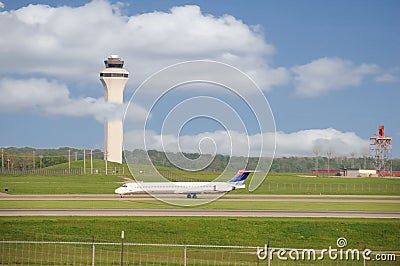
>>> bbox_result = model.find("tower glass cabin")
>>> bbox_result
[100,55,129,164]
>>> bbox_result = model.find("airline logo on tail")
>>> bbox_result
[228,169,255,185]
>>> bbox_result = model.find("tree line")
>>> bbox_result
[124,149,400,173]
[2,147,399,173]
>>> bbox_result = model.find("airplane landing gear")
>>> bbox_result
[186,194,198,199]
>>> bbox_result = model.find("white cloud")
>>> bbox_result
[0,78,69,111]
[125,129,255,157]
[275,128,368,157]
[124,128,368,157]
[0,2,4,9]
[374,73,397,83]
[0,1,288,91]
[0,77,147,122]
[292,57,380,97]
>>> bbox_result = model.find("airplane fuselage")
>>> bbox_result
[115,181,244,198]
[114,169,253,198]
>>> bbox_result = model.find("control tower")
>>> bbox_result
[100,55,129,164]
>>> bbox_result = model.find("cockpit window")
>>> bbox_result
[122,184,128,187]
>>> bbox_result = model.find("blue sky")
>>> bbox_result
[0,0,399,158]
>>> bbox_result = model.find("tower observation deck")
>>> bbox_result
[100,55,129,164]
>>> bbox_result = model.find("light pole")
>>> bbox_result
[105,150,108,175]
[327,150,332,176]
[1,148,3,173]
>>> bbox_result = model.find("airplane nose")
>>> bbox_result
[115,188,122,194]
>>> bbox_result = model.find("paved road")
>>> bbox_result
[1,209,399,218]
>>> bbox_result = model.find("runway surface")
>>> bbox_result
[1,193,400,203]
[1,208,399,218]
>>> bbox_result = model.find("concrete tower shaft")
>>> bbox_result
[100,55,129,164]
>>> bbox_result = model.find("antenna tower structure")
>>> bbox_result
[369,125,392,175]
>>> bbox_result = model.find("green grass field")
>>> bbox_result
[1,169,400,195]
[0,175,122,194]
[1,217,399,250]
[1,217,398,265]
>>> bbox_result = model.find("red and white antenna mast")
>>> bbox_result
[369,125,392,175]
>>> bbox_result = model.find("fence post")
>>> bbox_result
[184,240,187,266]
[268,251,271,266]
[92,236,95,266]
[120,231,124,266]
[68,149,71,175]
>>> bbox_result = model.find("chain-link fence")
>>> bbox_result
[263,182,400,195]
[0,167,127,176]
[1,239,398,265]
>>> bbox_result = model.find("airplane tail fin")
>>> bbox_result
[228,169,254,185]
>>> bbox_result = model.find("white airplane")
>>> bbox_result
[114,169,254,198]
